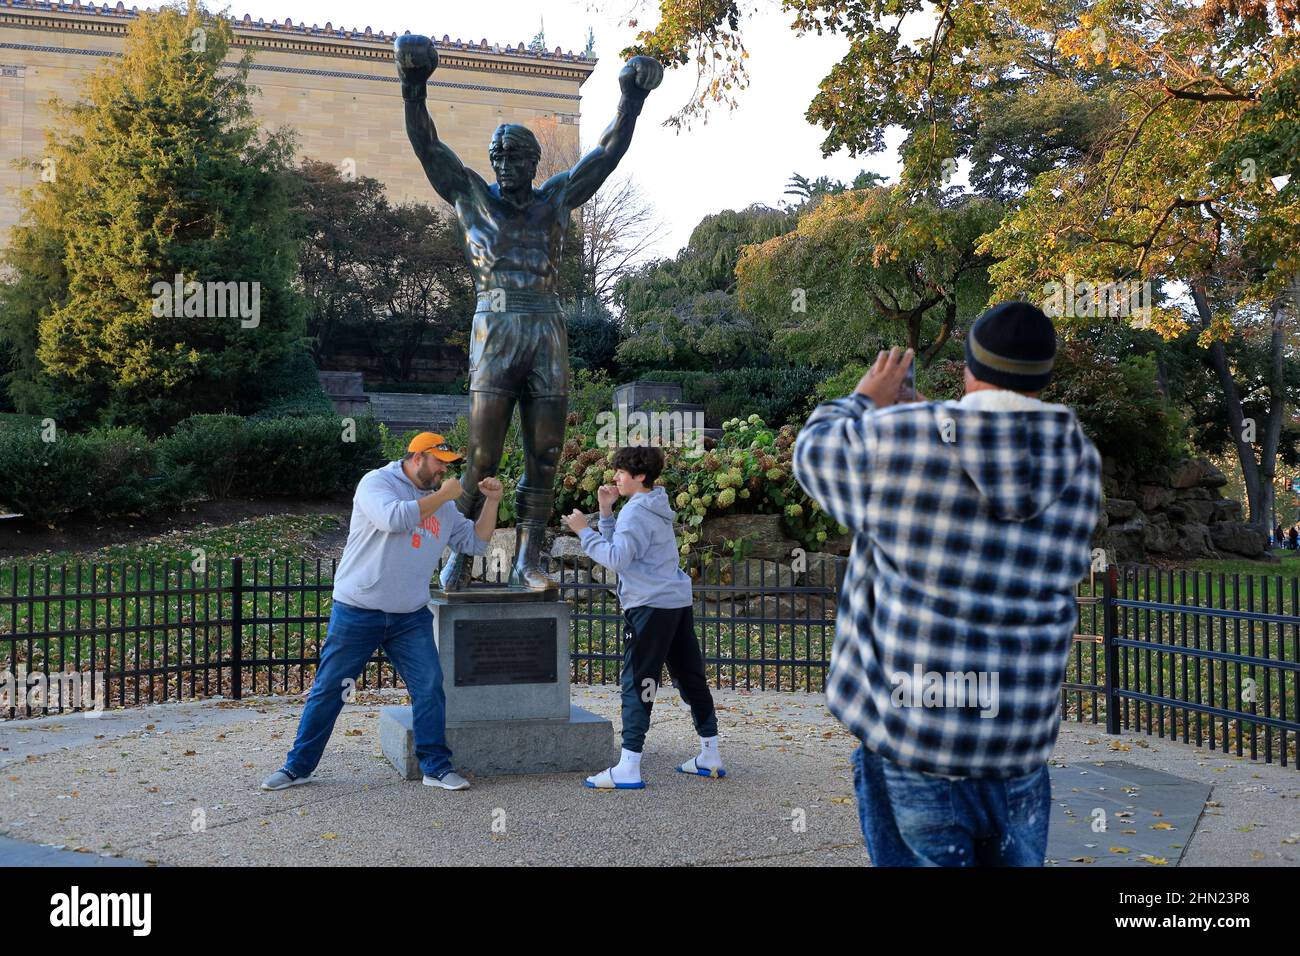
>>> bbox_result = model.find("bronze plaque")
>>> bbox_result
[454,618,557,687]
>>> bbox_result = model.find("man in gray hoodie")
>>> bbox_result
[563,446,721,789]
[262,432,499,793]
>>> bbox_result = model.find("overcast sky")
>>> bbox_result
[229,0,904,261]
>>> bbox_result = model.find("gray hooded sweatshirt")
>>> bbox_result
[332,460,488,614]
[577,485,693,610]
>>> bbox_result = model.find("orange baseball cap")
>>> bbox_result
[407,431,463,462]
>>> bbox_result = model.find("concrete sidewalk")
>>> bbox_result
[1,689,1296,866]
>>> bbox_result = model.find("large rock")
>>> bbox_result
[1142,514,1179,553]
[1171,523,1218,559]
[742,594,813,619]
[800,552,843,588]
[550,534,592,567]
[696,558,797,603]
[1209,522,1268,557]
[1104,498,1138,520]
[698,514,801,563]
[1168,499,1216,524]
[1108,515,1148,564]
[819,530,854,556]
[566,565,621,606]
[1173,485,1213,500]
[1170,459,1229,490]
[1137,484,1176,512]
[1210,498,1244,523]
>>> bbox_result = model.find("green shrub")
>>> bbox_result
[554,411,844,557]
[0,423,158,521]
[251,351,335,419]
[0,425,95,520]
[155,414,246,501]
[234,415,384,497]
[631,367,822,427]
[82,425,158,518]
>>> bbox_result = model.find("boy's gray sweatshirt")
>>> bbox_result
[332,461,488,614]
[577,485,692,610]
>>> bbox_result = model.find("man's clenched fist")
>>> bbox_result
[619,55,663,99]
[394,34,438,86]
[478,477,504,501]
[437,475,463,501]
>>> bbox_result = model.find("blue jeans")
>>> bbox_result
[284,601,453,778]
[851,745,1051,866]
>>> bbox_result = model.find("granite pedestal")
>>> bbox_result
[379,587,615,778]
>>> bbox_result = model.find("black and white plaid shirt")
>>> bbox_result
[793,389,1102,779]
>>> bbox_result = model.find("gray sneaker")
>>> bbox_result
[260,769,311,791]
[422,770,471,790]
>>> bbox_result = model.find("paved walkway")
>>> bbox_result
[1,689,1295,866]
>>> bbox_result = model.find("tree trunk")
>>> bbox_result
[1192,280,1285,532]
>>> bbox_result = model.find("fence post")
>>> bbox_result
[1102,563,1120,734]
[230,557,243,701]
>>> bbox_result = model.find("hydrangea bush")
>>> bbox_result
[555,411,847,560]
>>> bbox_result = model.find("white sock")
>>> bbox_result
[610,748,642,783]
[697,735,721,769]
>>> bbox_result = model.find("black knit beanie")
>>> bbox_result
[964,301,1057,392]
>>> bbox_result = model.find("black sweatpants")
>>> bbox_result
[619,604,717,753]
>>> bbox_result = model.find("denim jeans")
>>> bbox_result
[284,600,453,778]
[851,744,1051,866]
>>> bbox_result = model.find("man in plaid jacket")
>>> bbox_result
[793,302,1102,866]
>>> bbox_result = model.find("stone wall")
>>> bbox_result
[1094,457,1270,563]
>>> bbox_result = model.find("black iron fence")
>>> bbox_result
[2,555,1297,769]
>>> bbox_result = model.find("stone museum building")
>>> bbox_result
[0,0,595,250]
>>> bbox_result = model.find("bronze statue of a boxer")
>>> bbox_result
[394,34,662,589]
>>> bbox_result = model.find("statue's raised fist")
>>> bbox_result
[394,34,438,85]
[619,55,663,98]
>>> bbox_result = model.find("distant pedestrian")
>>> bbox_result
[1290,526,1299,550]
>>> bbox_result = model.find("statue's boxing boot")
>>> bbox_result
[508,484,557,590]
[438,488,484,592]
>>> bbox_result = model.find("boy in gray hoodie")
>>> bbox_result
[563,446,722,789]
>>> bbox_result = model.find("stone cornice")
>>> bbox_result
[0,1,598,85]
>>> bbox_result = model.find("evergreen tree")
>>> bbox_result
[0,0,305,433]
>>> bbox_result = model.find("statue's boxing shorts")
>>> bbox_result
[468,289,570,399]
